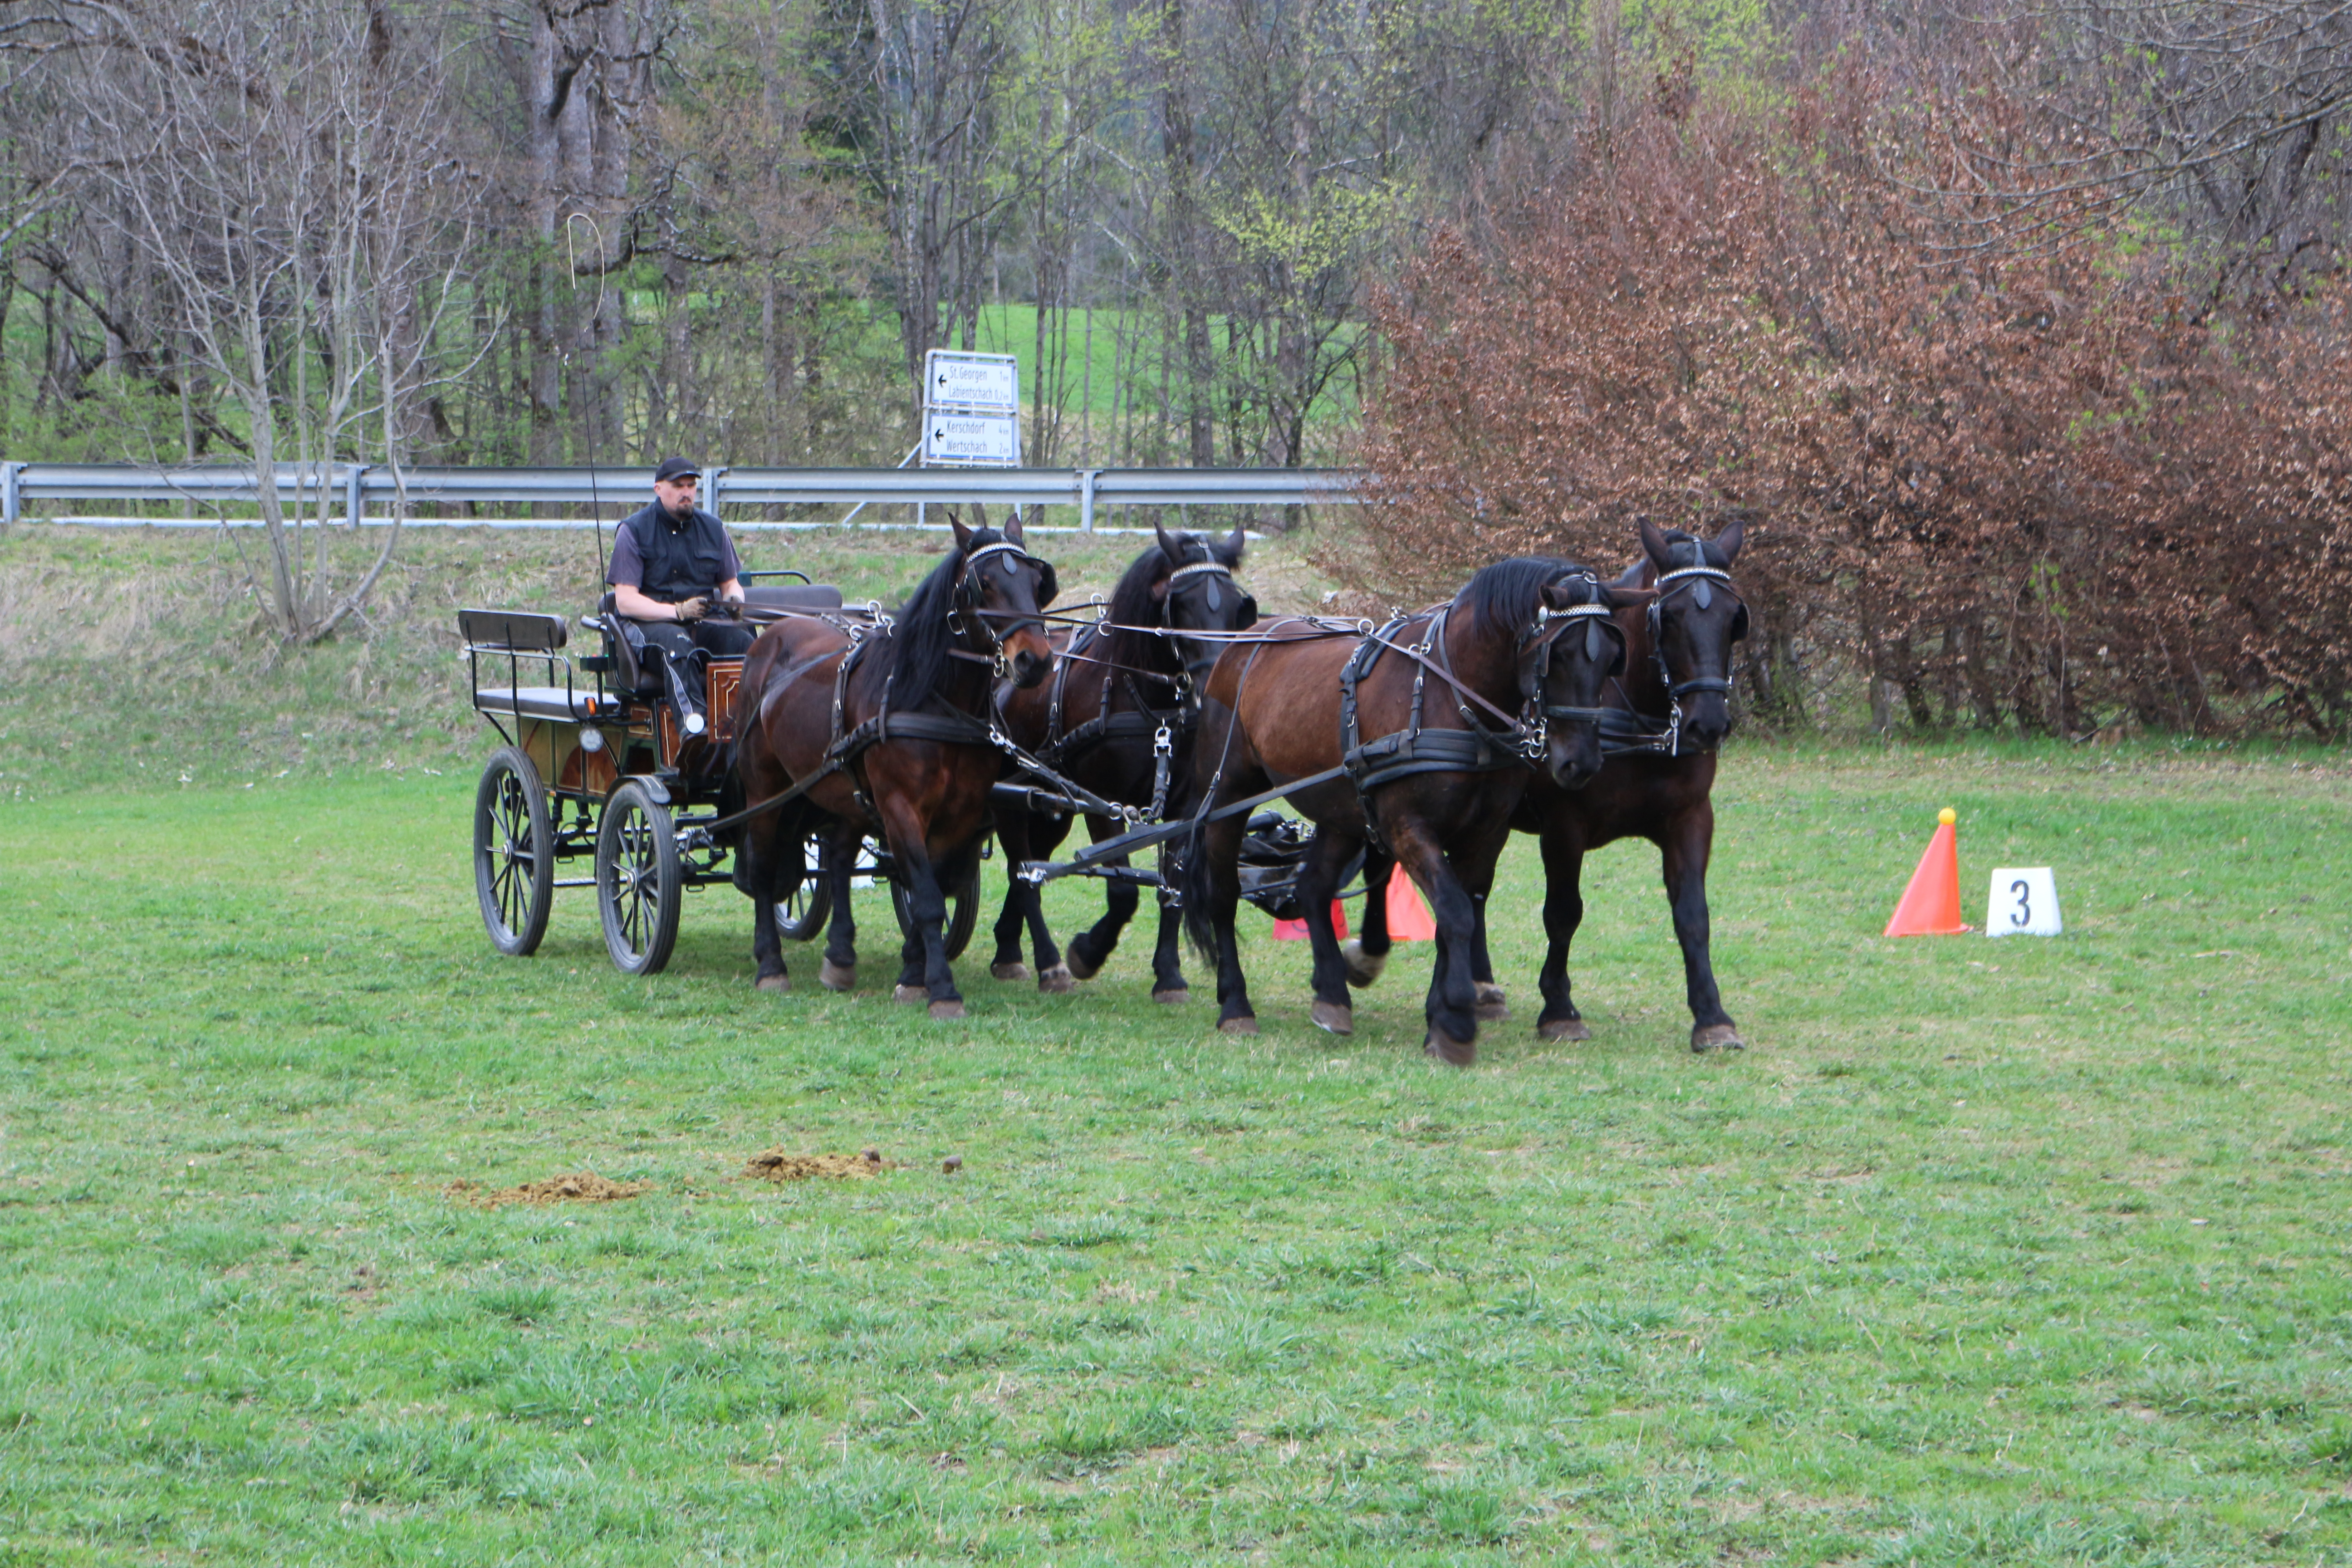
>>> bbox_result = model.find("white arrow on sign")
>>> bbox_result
[924,413,1021,465]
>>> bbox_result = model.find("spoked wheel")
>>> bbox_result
[474,747,554,956]
[891,859,980,962]
[773,833,833,943]
[595,779,682,975]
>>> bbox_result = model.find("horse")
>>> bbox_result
[727,516,1057,1017]
[1388,518,1747,1051]
[1179,557,1649,1063]
[988,523,1256,1000]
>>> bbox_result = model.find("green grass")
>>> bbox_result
[3,745,2350,1563]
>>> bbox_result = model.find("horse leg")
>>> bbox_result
[1147,877,1188,1003]
[1022,814,1075,993]
[1342,847,1392,989]
[1661,808,1743,1052]
[819,823,859,992]
[1388,821,1485,1064]
[1196,808,1257,1034]
[1535,830,1592,1041]
[988,810,1032,982]
[745,828,791,993]
[880,808,965,1019]
[1466,890,1507,1021]
[1065,818,1137,983]
[1299,828,1360,1035]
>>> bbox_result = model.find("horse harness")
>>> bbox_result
[1597,561,1744,759]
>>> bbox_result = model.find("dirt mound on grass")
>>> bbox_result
[446,1171,654,1208]
[741,1148,889,1182]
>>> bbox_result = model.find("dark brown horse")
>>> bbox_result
[988,523,1255,1000]
[1180,558,1648,1063]
[728,517,1056,1017]
[1375,519,1747,1051]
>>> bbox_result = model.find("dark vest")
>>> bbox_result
[622,502,730,603]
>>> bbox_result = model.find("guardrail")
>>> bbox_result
[0,462,1365,531]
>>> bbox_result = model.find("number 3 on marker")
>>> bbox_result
[2010,878,2031,927]
[1987,867,2061,938]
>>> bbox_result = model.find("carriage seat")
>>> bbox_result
[470,686,617,723]
[593,585,847,698]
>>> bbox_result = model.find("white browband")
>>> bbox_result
[1166,560,1233,583]
[1656,564,1732,586]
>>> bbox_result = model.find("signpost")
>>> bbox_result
[921,349,1021,472]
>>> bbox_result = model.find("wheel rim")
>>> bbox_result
[487,770,538,938]
[608,801,656,957]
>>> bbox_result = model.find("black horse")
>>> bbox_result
[989,523,1254,999]
[1181,557,1644,1063]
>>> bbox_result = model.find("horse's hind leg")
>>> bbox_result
[1299,827,1361,1035]
[1467,892,1507,1021]
[818,823,859,992]
[1147,878,1187,1003]
[988,811,1031,981]
[1661,807,1742,1052]
[880,807,965,1019]
[1343,848,1392,989]
[1534,830,1591,1041]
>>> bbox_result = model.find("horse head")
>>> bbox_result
[950,513,1056,689]
[1529,569,1652,789]
[1153,521,1256,689]
[1637,516,1749,751]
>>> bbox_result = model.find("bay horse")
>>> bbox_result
[989,523,1255,1000]
[1180,558,1649,1063]
[728,516,1057,1017]
[1366,519,1746,1051]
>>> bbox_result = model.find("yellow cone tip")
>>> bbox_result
[1938,808,1956,825]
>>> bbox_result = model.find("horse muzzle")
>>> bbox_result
[1007,636,1052,690]
[1547,728,1604,791]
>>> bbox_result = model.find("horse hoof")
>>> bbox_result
[990,960,1030,982]
[1064,949,1102,982]
[1341,939,1386,989]
[818,960,856,992]
[755,972,791,994]
[1310,1000,1354,1035]
[1152,986,1190,1005]
[1218,1015,1259,1036]
[1474,983,1509,1023]
[929,1000,968,1021]
[1424,1027,1478,1067]
[893,984,927,1004]
[1538,1016,1592,1043]
[1691,1024,1746,1053]
[1038,964,1074,994]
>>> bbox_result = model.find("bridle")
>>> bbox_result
[1159,555,1244,694]
[946,539,1054,676]
[1519,571,1625,763]
[1611,556,1746,757]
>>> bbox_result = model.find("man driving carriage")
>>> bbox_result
[607,456,755,740]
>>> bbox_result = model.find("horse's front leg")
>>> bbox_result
[988,809,1033,981]
[1062,812,1137,982]
[1534,828,1590,1041]
[1189,808,1256,1034]
[1299,825,1361,1035]
[818,821,860,992]
[1147,867,1188,1003]
[1342,847,1393,989]
[1385,819,1486,1064]
[1661,805,1742,1052]
[1466,889,1507,1021]
[880,808,965,1019]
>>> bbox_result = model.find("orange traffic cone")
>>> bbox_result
[1386,873,1437,941]
[1272,901,1349,941]
[1884,808,1970,937]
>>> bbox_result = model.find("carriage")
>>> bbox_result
[458,578,981,976]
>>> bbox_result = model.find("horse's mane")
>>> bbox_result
[876,527,1007,702]
[1103,529,1241,673]
[1458,555,1581,639]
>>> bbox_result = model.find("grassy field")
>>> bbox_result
[3,740,2350,1564]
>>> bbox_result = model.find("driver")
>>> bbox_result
[608,457,754,740]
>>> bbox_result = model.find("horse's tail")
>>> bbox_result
[1179,804,1219,962]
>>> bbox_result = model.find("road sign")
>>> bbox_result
[924,413,1021,466]
[925,351,1019,412]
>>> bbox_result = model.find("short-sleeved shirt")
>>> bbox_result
[606,501,742,599]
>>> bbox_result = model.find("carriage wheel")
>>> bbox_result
[474,747,554,957]
[772,833,833,943]
[595,780,682,975]
[891,860,980,962]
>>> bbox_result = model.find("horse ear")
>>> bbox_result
[1714,517,1746,564]
[1155,519,1182,566]
[1604,585,1659,609]
[1638,515,1673,569]
[1223,523,1248,564]
[949,512,974,552]
[1004,510,1027,547]
[1541,579,1578,610]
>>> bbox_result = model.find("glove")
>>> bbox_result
[673,596,710,623]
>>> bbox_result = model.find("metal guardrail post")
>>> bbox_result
[704,465,728,516]
[1078,468,1098,533]
[344,465,370,528]
[1,462,22,525]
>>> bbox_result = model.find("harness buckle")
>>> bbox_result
[1153,724,1173,759]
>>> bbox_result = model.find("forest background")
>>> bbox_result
[3,0,2352,735]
